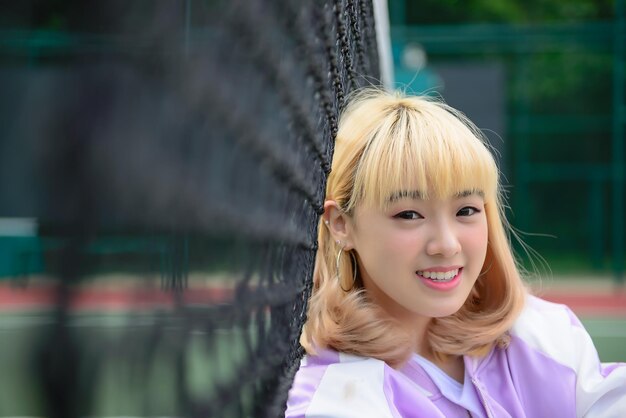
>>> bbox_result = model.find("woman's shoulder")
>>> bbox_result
[513,293,582,328]
[508,294,586,367]
[507,295,626,416]
[286,348,414,418]
[290,348,386,385]
[513,293,582,330]
[286,348,444,418]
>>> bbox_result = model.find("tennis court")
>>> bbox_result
[1,278,624,417]
[0,272,239,416]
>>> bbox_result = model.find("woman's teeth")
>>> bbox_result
[416,269,459,282]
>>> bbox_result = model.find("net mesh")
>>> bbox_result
[0,1,380,417]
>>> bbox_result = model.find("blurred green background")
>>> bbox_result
[389,0,626,280]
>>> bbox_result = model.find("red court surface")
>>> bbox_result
[0,282,235,311]
[539,291,626,317]
[1,279,625,317]
[530,278,626,317]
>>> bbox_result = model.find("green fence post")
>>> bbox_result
[514,51,531,235]
[612,0,625,284]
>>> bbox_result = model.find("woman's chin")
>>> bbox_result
[425,300,468,319]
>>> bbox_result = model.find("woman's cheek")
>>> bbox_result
[371,231,404,255]
[462,223,488,257]
[385,229,417,252]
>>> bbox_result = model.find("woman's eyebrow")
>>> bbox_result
[388,190,424,202]
[455,189,485,198]
[388,189,484,202]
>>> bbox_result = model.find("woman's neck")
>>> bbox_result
[411,321,465,385]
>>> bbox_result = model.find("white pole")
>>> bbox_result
[372,0,394,88]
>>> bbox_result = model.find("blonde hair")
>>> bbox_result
[300,88,527,368]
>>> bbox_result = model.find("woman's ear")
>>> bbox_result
[323,200,355,250]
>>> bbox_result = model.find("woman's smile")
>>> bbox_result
[415,266,462,281]
[416,267,463,291]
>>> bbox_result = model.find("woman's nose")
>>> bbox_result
[426,222,461,257]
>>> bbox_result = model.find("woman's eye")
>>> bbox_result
[394,210,422,220]
[457,206,481,217]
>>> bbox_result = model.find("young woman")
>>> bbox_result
[286,89,626,417]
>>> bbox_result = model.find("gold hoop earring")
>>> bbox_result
[336,245,357,292]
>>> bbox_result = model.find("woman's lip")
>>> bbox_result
[417,265,462,273]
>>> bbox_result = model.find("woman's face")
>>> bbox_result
[346,191,488,324]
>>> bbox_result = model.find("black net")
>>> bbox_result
[0,1,380,417]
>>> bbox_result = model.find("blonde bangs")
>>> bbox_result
[346,97,498,211]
